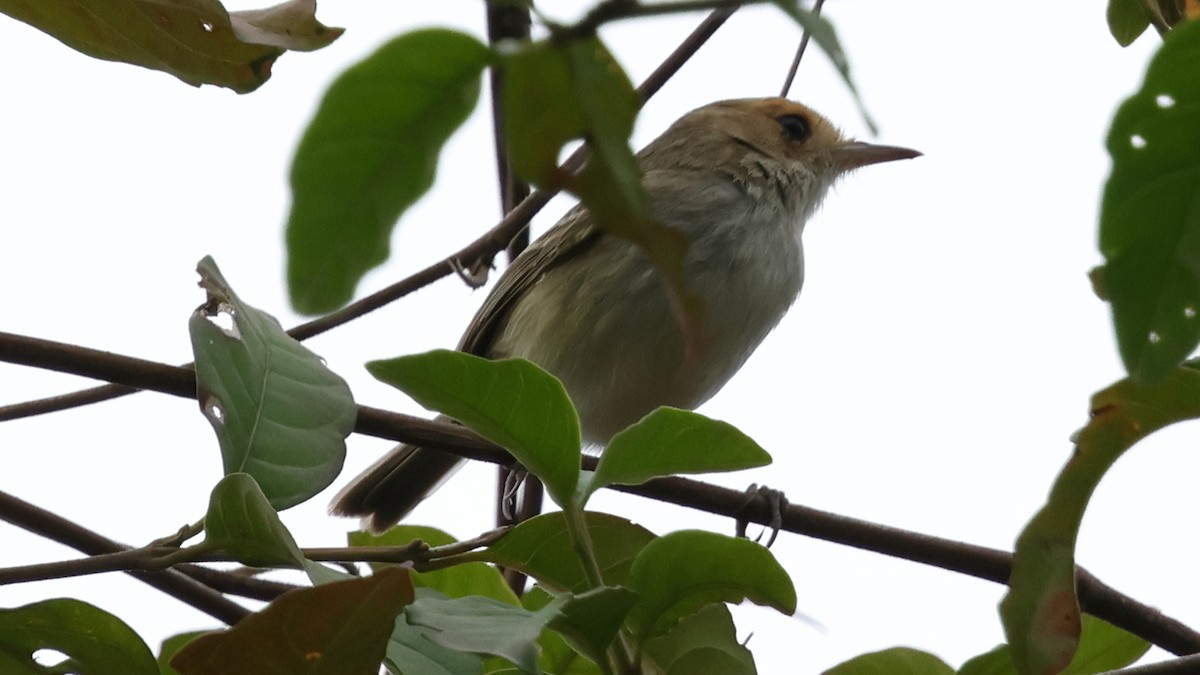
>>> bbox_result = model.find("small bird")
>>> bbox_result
[333,97,919,531]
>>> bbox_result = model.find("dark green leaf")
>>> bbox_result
[821,647,952,675]
[0,0,340,93]
[770,1,877,133]
[522,587,604,675]
[407,594,568,673]
[643,604,754,675]
[190,256,356,510]
[350,526,518,604]
[1000,364,1200,674]
[367,351,581,508]
[1099,18,1200,382]
[484,512,656,591]
[204,473,305,568]
[286,29,488,314]
[172,568,412,675]
[0,599,157,675]
[1107,0,1152,46]
[625,530,796,641]
[585,408,771,501]
[548,587,638,666]
[501,40,584,187]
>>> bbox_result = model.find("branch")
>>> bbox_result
[0,488,250,625]
[0,7,738,425]
[1,330,1197,655]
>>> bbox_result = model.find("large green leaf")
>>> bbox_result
[1099,18,1200,382]
[204,472,305,568]
[287,28,489,314]
[190,256,356,509]
[625,530,796,641]
[367,351,581,508]
[0,599,157,675]
[172,568,412,674]
[483,512,656,592]
[158,632,207,675]
[584,407,771,502]
[0,0,340,93]
[1000,364,1200,674]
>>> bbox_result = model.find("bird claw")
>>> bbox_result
[735,484,787,548]
[500,466,528,521]
[450,256,493,289]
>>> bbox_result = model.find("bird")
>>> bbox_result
[333,97,919,532]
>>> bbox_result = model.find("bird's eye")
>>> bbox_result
[777,114,811,141]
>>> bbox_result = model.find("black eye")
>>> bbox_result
[777,114,811,141]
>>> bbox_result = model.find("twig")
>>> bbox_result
[779,0,825,97]
[1,331,1197,655]
[0,488,249,625]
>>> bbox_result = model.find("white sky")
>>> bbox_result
[0,1,1185,672]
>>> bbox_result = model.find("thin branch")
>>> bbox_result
[0,7,736,426]
[0,488,250,625]
[779,0,825,97]
[1,331,1197,655]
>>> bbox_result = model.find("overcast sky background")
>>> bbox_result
[0,1,1186,672]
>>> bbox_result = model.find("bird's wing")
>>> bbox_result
[457,204,604,356]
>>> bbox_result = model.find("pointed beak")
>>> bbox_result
[831,142,922,170]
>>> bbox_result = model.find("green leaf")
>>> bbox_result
[548,587,638,667]
[286,28,489,314]
[1107,0,1152,46]
[158,632,207,675]
[821,647,952,675]
[957,645,1016,675]
[1000,365,1200,674]
[770,1,877,133]
[350,525,519,604]
[957,615,1149,675]
[386,597,485,675]
[367,351,581,508]
[172,568,413,675]
[484,512,656,591]
[1061,615,1149,675]
[1099,18,1200,383]
[190,256,356,510]
[407,594,569,673]
[522,587,604,675]
[585,408,771,501]
[0,599,157,675]
[204,472,305,568]
[500,37,704,353]
[643,604,755,675]
[625,530,796,641]
[0,0,340,93]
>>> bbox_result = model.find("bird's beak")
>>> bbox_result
[831,142,922,170]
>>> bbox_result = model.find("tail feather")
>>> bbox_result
[331,440,465,532]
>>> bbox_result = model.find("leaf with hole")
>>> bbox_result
[0,598,157,675]
[204,473,305,569]
[190,256,356,510]
[368,350,581,508]
[1099,18,1200,383]
[0,0,340,93]
[287,28,489,314]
